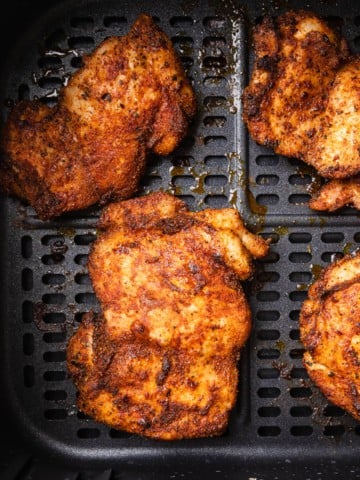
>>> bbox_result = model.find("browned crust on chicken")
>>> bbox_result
[67,192,269,439]
[309,177,360,211]
[0,15,196,219]
[300,252,360,420]
[242,9,360,188]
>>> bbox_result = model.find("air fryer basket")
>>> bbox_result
[1,0,360,478]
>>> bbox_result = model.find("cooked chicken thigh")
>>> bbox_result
[300,252,360,420]
[242,10,360,211]
[67,192,269,439]
[0,15,196,219]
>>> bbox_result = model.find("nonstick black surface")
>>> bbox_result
[0,0,360,478]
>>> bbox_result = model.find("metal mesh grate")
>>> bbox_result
[1,0,360,472]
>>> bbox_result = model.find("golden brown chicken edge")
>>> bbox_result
[299,251,360,421]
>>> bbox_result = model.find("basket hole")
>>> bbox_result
[256,291,280,302]
[77,428,101,439]
[289,310,300,321]
[289,329,300,340]
[43,332,67,343]
[172,175,195,188]
[289,271,312,283]
[42,273,66,285]
[23,333,34,355]
[291,368,308,379]
[37,77,63,89]
[289,348,305,359]
[256,155,279,167]
[141,175,162,189]
[204,135,227,146]
[256,271,280,283]
[258,426,281,437]
[75,293,98,305]
[71,56,84,69]
[203,76,227,88]
[70,17,94,29]
[321,252,343,263]
[204,195,228,208]
[68,36,95,50]
[288,174,311,185]
[256,175,279,186]
[21,236,32,259]
[43,313,66,324]
[42,293,66,305]
[44,371,67,382]
[42,254,65,265]
[290,425,313,436]
[203,56,227,69]
[257,252,280,264]
[171,155,194,167]
[18,84,30,100]
[324,15,344,30]
[44,390,67,401]
[289,291,308,302]
[22,268,33,291]
[203,36,227,48]
[74,233,96,245]
[256,194,279,206]
[179,194,197,204]
[204,175,227,186]
[43,351,66,362]
[22,301,34,323]
[204,155,227,168]
[24,366,35,387]
[289,252,312,263]
[203,16,227,29]
[203,96,227,110]
[180,56,194,70]
[172,36,194,49]
[260,232,279,244]
[74,273,91,285]
[170,16,194,26]
[256,310,280,322]
[257,329,280,341]
[109,429,133,439]
[103,16,127,27]
[44,409,67,420]
[74,254,88,266]
[288,194,311,205]
[257,348,280,360]
[324,425,345,437]
[289,232,312,243]
[258,406,281,417]
[45,29,66,49]
[203,116,227,128]
[321,232,345,243]
[323,405,345,417]
[257,368,280,379]
[290,406,312,417]
[290,387,312,398]
[258,387,280,398]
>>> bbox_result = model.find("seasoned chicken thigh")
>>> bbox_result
[300,252,360,420]
[0,15,196,219]
[67,192,269,439]
[242,10,360,211]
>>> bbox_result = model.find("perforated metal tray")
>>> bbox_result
[1,0,360,478]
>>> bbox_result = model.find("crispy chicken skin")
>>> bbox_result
[309,177,360,211]
[242,10,360,211]
[0,15,196,220]
[300,252,360,420]
[67,192,269,439]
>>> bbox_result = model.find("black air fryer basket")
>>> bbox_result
[1,0,360,478]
